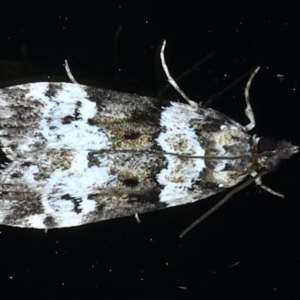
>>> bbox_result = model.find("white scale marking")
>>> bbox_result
[156,101,205,205]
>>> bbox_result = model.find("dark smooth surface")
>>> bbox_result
[1,4,300,299]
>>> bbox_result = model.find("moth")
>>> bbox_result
[0,41,298,236]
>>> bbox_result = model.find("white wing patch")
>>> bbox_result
[156,102,205,204]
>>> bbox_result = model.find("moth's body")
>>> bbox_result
[0,82,297,229]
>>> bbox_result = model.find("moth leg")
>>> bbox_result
[160,40,199,109]
[64,59,78,84]
[255,176,285,198]
[135,213,141,223]
[243,66,261,132]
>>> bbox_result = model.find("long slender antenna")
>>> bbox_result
[243,66,260,131]
[160,40,198,108]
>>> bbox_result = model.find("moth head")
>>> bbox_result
[255,137,299,172]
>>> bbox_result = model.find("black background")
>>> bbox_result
[1,3,300,299]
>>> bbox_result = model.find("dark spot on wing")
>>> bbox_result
[62,115,75,124]
[123,132,141,140]
[122,178,139,187]
[130,106,161,124]
[45,83,63,98]
[61,101,82,124]
[43,215,57,228]
[127,187,162,205]
[84,85,111,104]
[0,147,12,169]
[10,172,22,179]
[21,161,33,167]
[61,194,83,214]
[201,121,222,133]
